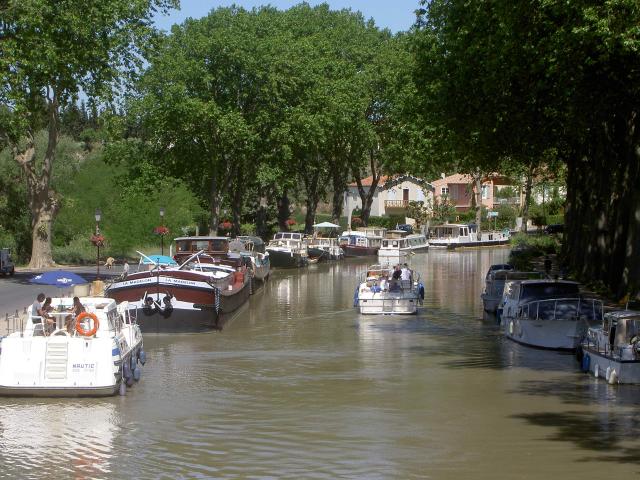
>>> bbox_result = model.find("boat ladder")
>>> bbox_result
[45,337,69,381]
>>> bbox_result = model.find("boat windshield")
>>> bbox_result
[520,283,579,301]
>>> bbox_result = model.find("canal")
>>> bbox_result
[1,248,639,479]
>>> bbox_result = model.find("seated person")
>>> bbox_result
[65,296,86,333]
[31,292,45,318]
[40,297,55,334]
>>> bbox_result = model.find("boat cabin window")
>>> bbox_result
[176,240,191,252]
[195,240,210,251]
[210,239,228,251]
[520,283,579,301]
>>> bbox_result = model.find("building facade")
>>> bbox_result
[430,173,519,212]
[342,175,435,218]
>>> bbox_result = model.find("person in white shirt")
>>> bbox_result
[400,264,412,282]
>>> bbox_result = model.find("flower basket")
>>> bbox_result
[351,217,363,228]
[285,218,296,226]
[154,226,170,236]
[218,220,233,231]
[90,234,105,247]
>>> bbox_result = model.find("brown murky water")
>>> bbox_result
[2,248,640,479]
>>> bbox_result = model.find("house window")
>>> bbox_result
[441,187,449,195]
[481,185,490,199]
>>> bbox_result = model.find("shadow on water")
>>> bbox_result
[512,409,640,464]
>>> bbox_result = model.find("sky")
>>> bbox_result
[154,0,421,33]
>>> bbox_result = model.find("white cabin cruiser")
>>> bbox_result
[354,264,425,315]
[266,232,309,268]
[0,297,144,397]
[499,280,603,350]
[428,223,510,249]
[481,266,542,314]
[580,310,640,384]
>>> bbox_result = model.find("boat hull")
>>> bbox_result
[429,238,510,249]
[481,293,500,313]
[106,271,250,332]
[503,317,588,350]
[266,249,308,268]
[581,347,640,384]
[342,245,379,257]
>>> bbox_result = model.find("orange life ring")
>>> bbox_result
[75,312,99,337]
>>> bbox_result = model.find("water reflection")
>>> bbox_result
[0,400,118,478]
[2,248,640,477]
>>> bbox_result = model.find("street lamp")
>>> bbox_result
[159,207,165,255]
[95,208,102,279]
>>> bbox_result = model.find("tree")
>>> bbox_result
[0,0,177,268]
[413,0,640,298]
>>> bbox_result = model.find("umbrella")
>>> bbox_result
[30,270,88,287]
[312,221,340,228]
[140,254,177,266]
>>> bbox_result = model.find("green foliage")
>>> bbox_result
[366,215,406,230]
[509,233,561,270]
[495,186,517,199]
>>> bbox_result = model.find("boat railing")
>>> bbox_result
[582,330,639,361]
[2,308,27,336]
[517,297,603,323]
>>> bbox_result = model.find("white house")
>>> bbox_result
[342,175,435,218]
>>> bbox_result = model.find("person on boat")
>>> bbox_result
[41,297,55,334]
[65,297,85,333]
[122,260,129,277]
[379,277,388,292]
[392,265,402,280]
[401,264,412,282]
[31,293,45,317]
[390,265,402,292]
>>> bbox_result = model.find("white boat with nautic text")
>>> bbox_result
[0,297,144,397]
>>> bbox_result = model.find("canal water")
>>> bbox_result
[1,248,639,479]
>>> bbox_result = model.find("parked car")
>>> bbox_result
[0,248,15,276]
[396,224,413,234]
[545,224,564,234]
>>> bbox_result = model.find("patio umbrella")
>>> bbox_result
[30,270,88,287]
[312,221,340,228]
[140,255,177,266]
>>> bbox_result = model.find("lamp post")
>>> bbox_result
[95,208,102,279]
[159,207,165,255]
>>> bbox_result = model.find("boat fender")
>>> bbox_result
[139,350,147,366]
[418,283,425,300]
[594,363,599,378]
[581,354,590,373]
[133,367,141,382]
[126,376,134,387]
[575,345,584,363]
[353,286,359,307]
[608,369,617,385]
[123,362,132,379]
[605,366,611,382]
[130,355,137,371]
[509,321,514,335]
[119,383,127,396]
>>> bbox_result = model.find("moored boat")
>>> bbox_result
[499,279,603,350]
[354,264,425,315]
[106,250,251,332]
[481,266,542,314]
[579,310,640,384]
[265,232,309,268]
[339,227,385,257]
[428,223,510,249]
[0,297,144,397]
[230,236,271,284]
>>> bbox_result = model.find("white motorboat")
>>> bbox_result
[579,310,640,384]
[499,280,603,350]
[428,223,510,249]
[0,297,144,397]
[307,222,344,261]
[378,232,412,264]
[354,264,425,315]
[266,232,309,268]
[481,266,542,314]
